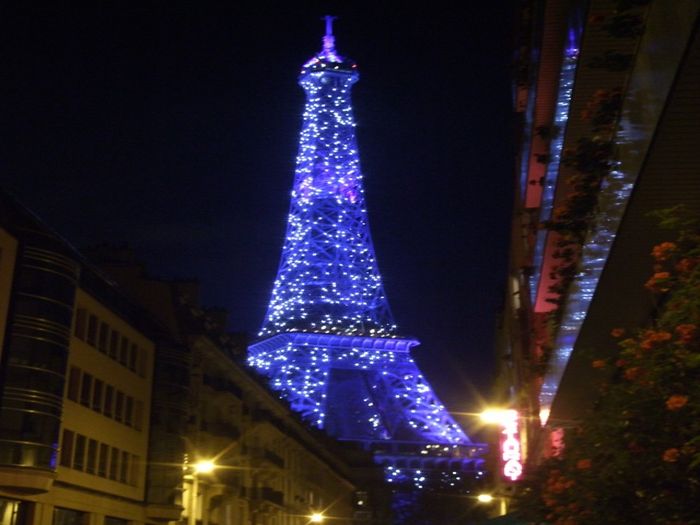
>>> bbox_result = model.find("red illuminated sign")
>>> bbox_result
[500,409,523,481]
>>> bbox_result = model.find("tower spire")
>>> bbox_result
[321,15,339,61]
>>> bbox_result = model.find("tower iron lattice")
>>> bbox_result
[248,17,485,496]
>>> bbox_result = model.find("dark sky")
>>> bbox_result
[0,4,514,418]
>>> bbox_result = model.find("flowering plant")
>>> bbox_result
[517,207,700,524]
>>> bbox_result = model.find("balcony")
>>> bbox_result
[242,486,284,506]
[243,446,285,469]
[199,420,240,439]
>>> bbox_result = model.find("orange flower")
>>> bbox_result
[611,327,625,337]
[624,367,642,381]
[645,272,671,292]
[675,257,698,273]
[666,395,689,411]
[675,324,697,343]
[591,359,606,369]
[640,330,673,350]
[651,242,677,261]
[576,458,591,470]
[662,448,680,462]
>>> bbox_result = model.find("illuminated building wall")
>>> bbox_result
[0,191,173,525]
[249,19,485,503]
[496,0,700,468]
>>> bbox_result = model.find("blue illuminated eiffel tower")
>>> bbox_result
[248,17,485,494]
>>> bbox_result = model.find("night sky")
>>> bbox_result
[0,4,514,419]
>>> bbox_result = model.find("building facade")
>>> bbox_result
[492,0,700,491]
[0,191,381,525]
[0,191,169,525]
[86,248,384,525]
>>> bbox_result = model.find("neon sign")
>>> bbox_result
[500,409,523,481]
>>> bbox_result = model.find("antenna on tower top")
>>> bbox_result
[321,15,338,60]
[324,15,337,36]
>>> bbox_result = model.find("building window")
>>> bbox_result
[80,373,92,407]
[60,430,74,467]
[0,497,30,525]
[73,309,86,341]
[104,518,128,525]
[98,322,109,353]
[128,345,137,372]
[109,330,120,360]
[125,397,133,427]
[130,455,140,486]
[86,315,97,346]
[59,429,134,485]
[73,435,86,471]
[73,307,148,376]
[67,367,80,402]
[92,379,103,412]
[104,385,114,418]
[86,439,97,474]
[120,337,129,366]
[133,400,143,431]
[109,447,119,480]
[120,451,129,483]
[53,508,86,525]
[98,443,109,477]
[115,392,124,422]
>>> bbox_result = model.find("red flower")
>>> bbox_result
[640,330,672,350]
[624,367,642,381]
[611,327,625,338]
[576,458,591,470]
[645,272,672,292]
[615,359,627,367]
[665,395,689,411]
[662,448,680,462]
[675,257,698,274]
[651,241,677,262]
[675,324,697,343]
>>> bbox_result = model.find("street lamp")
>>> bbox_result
[476,493,507,516]
[309,512,325,523]
[194,460,216,474]
[479,408,513,425]
[187,459,217,525]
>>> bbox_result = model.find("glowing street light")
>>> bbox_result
[477,493,508,516]
[479,408,512,425]
[194,460,216,474]
[309,512,325,523]
[187,459,217,525]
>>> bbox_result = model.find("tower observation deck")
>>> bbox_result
[248,17,485,507]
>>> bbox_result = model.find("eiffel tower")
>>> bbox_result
[248,16,485,506]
